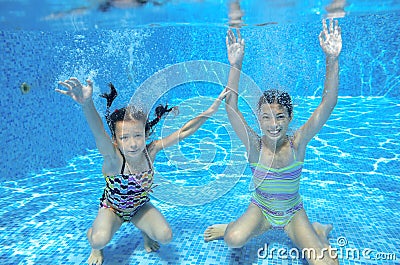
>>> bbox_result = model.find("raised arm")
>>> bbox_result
[56,78,116,158]
[296,19,342,149]
[224,29,260,160]
[151,89,229,154]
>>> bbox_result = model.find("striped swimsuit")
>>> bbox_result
[250,138,304,229]
[100,151,154,222]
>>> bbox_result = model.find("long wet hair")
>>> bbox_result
[98,0,148,12]
[100,83,175,138]
[257,89,293,118]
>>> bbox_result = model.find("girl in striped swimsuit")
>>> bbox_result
[57,78,228,265]
[205,19,342,265]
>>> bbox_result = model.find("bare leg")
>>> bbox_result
[222,203,271,248]
[203,210,333,243]
[132,202,172,251]
[87,208,123,265]
[204,224,228,242]
[285,209,339,265]
[312,222,333,246]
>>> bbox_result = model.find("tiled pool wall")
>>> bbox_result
[1,13,399,180]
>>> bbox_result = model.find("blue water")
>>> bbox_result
[1,1,400,265]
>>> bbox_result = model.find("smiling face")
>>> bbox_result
[258,103,292,143]
[114,119,146,158]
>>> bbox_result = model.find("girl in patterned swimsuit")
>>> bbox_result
[56,78,228,265]
[204,19,342,265]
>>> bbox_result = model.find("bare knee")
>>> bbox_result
[224,228,247,248]
[154,226,173,244]
[88,229,112,249]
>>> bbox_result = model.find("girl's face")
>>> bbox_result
[258,103,292,142]
[114,119,146,158]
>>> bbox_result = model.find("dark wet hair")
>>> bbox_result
[98,0,149,12]
[100,82,175,138]
[257,89,293,118]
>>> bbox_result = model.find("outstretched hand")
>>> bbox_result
[226,29,245,67]
[56,77,93,105]
[206,88,231,116]
[319,19,342,58]
[218,87,230,102]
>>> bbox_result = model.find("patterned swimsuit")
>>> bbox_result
[100,151,154,222]
[250,137,304,229]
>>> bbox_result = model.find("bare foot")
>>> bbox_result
[312,222,333,244]
[87,249,103,265]
[204,224,228,242]
[142,232,160,252]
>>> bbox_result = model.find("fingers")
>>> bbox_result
[322,19,327,33]
[70,77,80,83]
[58,77,91,91]
[227,29,235,45]
[58,77,79,90]
[226,28,244,46]
[237,29,245,48]
[323,18,340,35]
[58,80,73,90]
[226,29,231,45]
[54,88,68,95]
[226,29,234,47]
[319,18,342,56]
[218,88,231,100]
[222,88,230,97]
[237,28,242,42]
[65,77,81,87]
[321,18,341,43]
[318,32,324,46]
[334,20,341,37]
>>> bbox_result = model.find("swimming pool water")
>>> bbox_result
[1,1,400,265]
[1,96,399,264]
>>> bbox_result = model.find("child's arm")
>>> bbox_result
[296,19,342,148]
[56,78,117,159]
[150,89,229,153]
[224,29,260,160]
